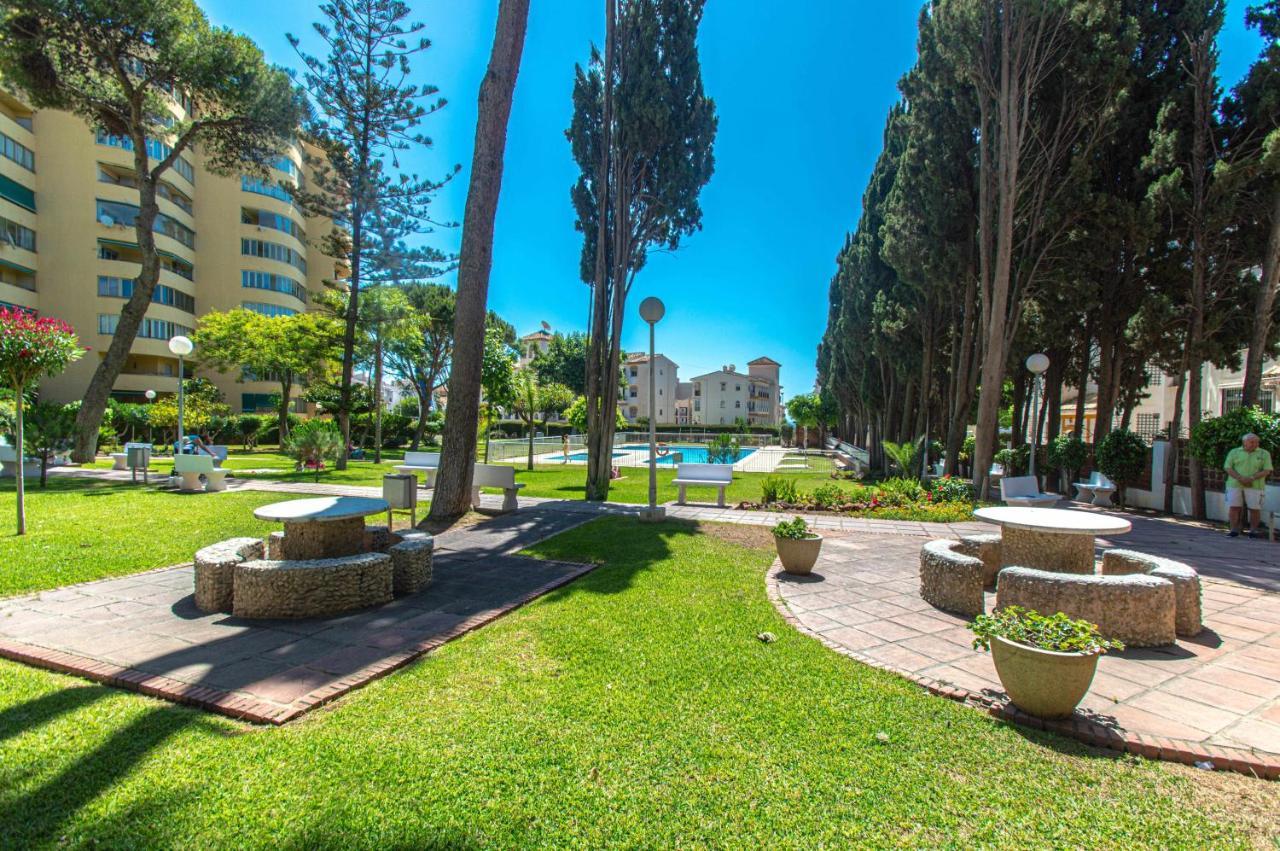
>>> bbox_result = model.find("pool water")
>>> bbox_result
[620,444,757,465]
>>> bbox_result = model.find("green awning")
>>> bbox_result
[0,256,34,275]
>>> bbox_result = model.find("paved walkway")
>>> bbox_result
[15,468,1280,766]
[0,505,597,723]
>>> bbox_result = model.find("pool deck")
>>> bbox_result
[527,444,793,473]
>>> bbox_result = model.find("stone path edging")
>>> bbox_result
[763,561,1280,781]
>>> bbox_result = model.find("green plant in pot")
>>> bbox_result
[970,606,1123,719]
[772,517,822,575]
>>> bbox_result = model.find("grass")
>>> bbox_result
[0,512,1274,847]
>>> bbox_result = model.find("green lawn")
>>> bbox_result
[0,498,1274,847]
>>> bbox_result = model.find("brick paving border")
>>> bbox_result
[0,560,596,725]
[764,562,1280,781]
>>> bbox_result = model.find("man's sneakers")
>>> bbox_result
[1228,529,1240,538]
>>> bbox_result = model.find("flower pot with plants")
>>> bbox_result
[772,517,823,575]
[970,606,1123,719]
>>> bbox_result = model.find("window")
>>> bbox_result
[658,388,663,396]
[1144,362,1163,387]
[694,400,701,411]
[240,175,293,203]
[629,367,638,378]
[1222,388,1275,414]
[735,400,741,408]
[241,238,307,274]
[242,270,307,303]
[242,301,298,318]
[1135,413,1161,440]
[272,156,299,178]
[241,208,304,240]
[96,200,195,248]
[720,382,726,391]
[0,132,33,171]
[98,276,195,313]
[241,393,278,413]
[95,130,194,183]
[0,216,35,251]
[720,400,725,408]
[629,387,637,398]
[735,384,741,392]
[98,313,192,340]
[0,173,34,212]
[694,384,701,397]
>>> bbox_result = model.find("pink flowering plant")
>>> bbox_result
[0,308,83,535]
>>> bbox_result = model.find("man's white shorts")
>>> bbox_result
[1227,487,1265,510]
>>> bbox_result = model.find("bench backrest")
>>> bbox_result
[675,462,733,484]
[174,454,215,474]
[473,462,517,488]
[403,451,440,467]
[1000,476,1042,499]
[206,445,229,461]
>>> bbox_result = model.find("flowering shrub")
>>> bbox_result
[0,308,83,535]
[928,475,974,503]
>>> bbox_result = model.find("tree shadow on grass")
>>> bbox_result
[0,683,111,744]
[526,515,700,601]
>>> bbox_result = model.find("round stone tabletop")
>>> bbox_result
[973,506,1131,535]
[253,496,390,524]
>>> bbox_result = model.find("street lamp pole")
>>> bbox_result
[1025,353,1050,482]
[168,335,194,451]
[639,297,666,522]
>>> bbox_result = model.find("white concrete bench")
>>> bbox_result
[1000,475,1058,508]
[173,454,228,492]
[394,451,440,488]
[672,462,733,507]
[207,445,228,467]
[0,445,36,478]
[109,452,128,470]
[1074,471,1116,506]
[471,463,525,513]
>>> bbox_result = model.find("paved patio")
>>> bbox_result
[0,507,596,723]
[771,511,1280,760]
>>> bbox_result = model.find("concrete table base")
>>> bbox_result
[1000,527,1096,575]
[280,517,366,561]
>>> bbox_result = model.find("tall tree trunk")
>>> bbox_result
[1162,366,1187,514]
[1243,186,1280,406]
[73,137,162,462]
[945,270,979,476]
[1073,320,1091,439]
[430,0,529,519]
[277,375,293,446]
[373,328,384,464]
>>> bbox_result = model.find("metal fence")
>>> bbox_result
[482,431,809,473]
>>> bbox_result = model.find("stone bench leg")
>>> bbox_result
[501,487,519,513]
[471,486,482,510]
[1074,486,1094,503]
[1092,489,1115,507]
[1001,528,1095,574]
[715,486,726,508]
[205,471,228,492]
[177,471,204,492]
[280,517,365,560]
[677,484,688,506]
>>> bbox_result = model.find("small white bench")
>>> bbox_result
[207,445,228,467]
[0,445,37,478]
[672,462,733,507]
[471,463,525,513]
[1074,471,1116,506]
[173,454,228,492]
[1000,475,1058,507]
[394,451,441,488]
[109,452,128,470]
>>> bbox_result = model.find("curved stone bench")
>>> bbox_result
[389,535,433,595]
[920,540,985,617]
[1101,549,1203,637]
[996,567,1176,647]
[232,553,393,619]
[956,533,1002,588]
[194,537,266,613]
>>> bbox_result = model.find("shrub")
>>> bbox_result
[761,476,799,504]
[236,414,263,448]
[1046,433,1088,483]
[970,606,1123,655]
[284,419,343,481]
[881,437,923,477]
[1187,405,1280,468]
[772,517,814,539]
[994,444,1030,477]
[810,482,848,509]
[877,476,925,506]
[1094,428,1147,507]
[705,433,741,465]
[928,475,974,503]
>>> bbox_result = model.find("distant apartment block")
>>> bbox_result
[0,89,339,414]
[518,329,552,369]
[689,358,783,426]
[620,352,679,423]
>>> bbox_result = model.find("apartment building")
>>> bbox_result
[689,357,784,426]
[1059,354,1279,441]
[517,329,552,368]
[620,352,679,423]
[0,88,339,415]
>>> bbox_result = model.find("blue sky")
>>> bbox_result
[203,0,1266,400]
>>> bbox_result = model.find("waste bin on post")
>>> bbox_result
[125,443,152,484]
[383,473,418,528]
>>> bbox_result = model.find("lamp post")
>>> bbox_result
[168,335,193,451]
[639,296,666,522]
[1025,352,1050,481]
[145,389,156,444]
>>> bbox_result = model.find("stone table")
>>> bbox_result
[253,496,389,561]
[973,506,1131,574]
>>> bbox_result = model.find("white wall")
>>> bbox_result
[1117,440,1280,523]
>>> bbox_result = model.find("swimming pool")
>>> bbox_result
[619,444,757,465]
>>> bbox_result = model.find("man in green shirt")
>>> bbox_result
[1224,432,1273,538]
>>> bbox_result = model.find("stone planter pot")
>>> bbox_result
[775,534,823,575]
[990,635,1100,719]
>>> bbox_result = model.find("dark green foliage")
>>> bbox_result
[928,475,974,503]
[1187,406,1280,466]
[771,517,813,540]
[23,401,74,487]
[1094,429,1148,506]
[284,419,343,481]
[970,607,1124,654]
[1047,434,1088,482]
[530,332,590,396]
[704,434,740,465]
[236,415,263,449]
